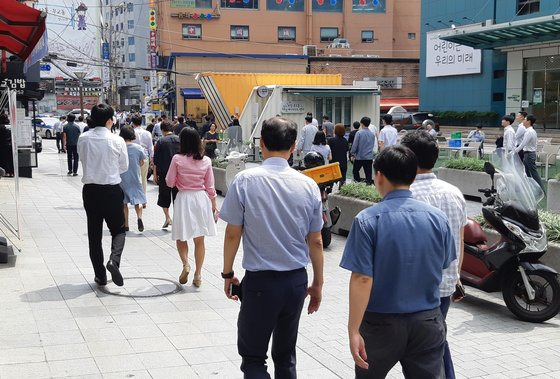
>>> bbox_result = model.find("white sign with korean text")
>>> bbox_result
[17,109,32,147]
[426,31,482,78]
[282,101,306,113]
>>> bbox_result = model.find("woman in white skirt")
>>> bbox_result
[165,127,218,287]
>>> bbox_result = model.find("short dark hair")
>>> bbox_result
[91,104,114,127]
[373,145,418,186]
[519,111,528,118]
[178,116,184,123]
[66,114,76,122]
[323,115,329,121]
[526,114,536,126]
[353,121,360,130]
[307,112,313,117]
[78,115,84,122]
[502,115,514,124]
[209,123,217,130]
[261,117,297,152]
[312,131,327,145]
[334,123,345,137]
[400,130,438,170]
[86,117,95,128]
[232,118,240,126]
[161,121,174,132]
[476,124,483,129]
[179,127,204,160]
[131,115,142,126]
[60,116,66,120]
[360,116,371,127]
[162,114,167,119]
[382,114,393,125]
[119,125,136,141]
[305,116,313,123]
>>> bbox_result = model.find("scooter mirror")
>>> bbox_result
[484,162,495,179]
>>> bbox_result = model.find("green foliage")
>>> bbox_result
[211,159,228,169]
[475,211,560,244]
[338,182,382,203]
[443,158,485,172]
[430,110,500,126]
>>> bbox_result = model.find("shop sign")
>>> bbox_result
[533,88,543,104]
[363,76,402,89]
[426,31,481,78]
[0,78,26,95]
[149,30,157,51]
[521,100,530,108]
[281,101,305,113]
[149,9,157,29]
[171,12,219,20]
[102,42,110,60]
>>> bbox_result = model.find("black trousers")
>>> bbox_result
[82,184,126,279]
[66,145,79,174]
[356,308,446,379]
[238,268,308,378]
[157,174,178,208]
[56,132,63,151]
[353,159,373,185]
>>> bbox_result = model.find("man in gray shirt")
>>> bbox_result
[63,114,81,176]
[350,117,375,185]
[296,116,318,155]
[322,116,335,138]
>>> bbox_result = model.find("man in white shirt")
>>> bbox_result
[502,115,516,154]
[131,115,153,207]
[78,104,129,287]
[53,116,66,153]
[515,111,527,161]
[378,114,398,150]
[515,114,544,191]
[76,115,88,133]
[307,112,318,128]
[296,116,318,155]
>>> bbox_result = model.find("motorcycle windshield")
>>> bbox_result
[489,151,544,210]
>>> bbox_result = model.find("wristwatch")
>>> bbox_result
[221,271,234,279]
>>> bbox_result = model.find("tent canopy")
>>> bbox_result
[0,0,46,60]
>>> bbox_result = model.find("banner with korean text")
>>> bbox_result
[426,31,482,78]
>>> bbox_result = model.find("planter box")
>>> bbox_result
[213,167,227,196]
[329,193,375,236]
[436,168,493,200]
[547,179,560,213]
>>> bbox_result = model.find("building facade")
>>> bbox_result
[421,0,560,129]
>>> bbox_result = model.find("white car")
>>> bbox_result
[69,109,91,117]
[34,117,60,139]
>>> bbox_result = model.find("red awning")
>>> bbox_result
[380,97,419,111]
[0,0,46,60]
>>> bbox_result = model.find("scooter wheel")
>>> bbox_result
[321,227,332,248]
[502,270,560,323]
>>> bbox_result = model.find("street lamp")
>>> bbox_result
[74,71,87,118]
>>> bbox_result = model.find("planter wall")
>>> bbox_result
[213,167,227,196]
[547,180,560,213]
[328,193,374,236]
[436,168,493,200]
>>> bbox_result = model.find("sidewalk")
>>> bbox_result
[0,139,559,378]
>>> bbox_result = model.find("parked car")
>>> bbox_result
[33,117,59,139]
[388,112,433,131]
[69,109,90,117]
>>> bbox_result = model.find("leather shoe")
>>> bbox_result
[106,260,124,287]
[94,276,107,286]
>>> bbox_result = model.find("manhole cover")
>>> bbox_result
[97,276,184,298]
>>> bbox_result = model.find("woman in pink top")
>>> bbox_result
[166,128,218,287]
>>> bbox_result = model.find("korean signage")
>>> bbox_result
[102,42,110,60]
[149,30,157,51]
[364,77,402,89]
[56,95,99,110]
[0,78,26,95]
[426,31,481,78]
[171,0,212,7]
[281,101,306,113]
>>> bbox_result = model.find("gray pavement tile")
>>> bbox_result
[0,346,45,365]
[148,365,198,379]
[75,316,116,330]
[86,340,135,357]
[80,326,126,342]
[136,350,187,369]
[70,305,111,318]
[168,333,213,350]
[119,324,164,339]
[101,370,151,379]
[127,336,176,354]
[48,357,100,377]
[191,360,242,378]
[43,342,92,361]
[94,353,145,373]
[179,346,230,365]
[0,362,51,379]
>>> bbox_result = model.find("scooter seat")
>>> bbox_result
[465,218,487,245]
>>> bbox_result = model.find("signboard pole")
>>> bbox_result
[8,89,21,240]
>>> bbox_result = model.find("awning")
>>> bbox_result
[0,0,46,60]
[439,14,560,50]
[380,97,419,110]
[181,87,204,99]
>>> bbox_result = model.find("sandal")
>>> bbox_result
[193,274,202,288]
[179,264,191,284]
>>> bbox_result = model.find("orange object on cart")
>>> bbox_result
[302,162,342,185]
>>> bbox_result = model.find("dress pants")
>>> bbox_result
[353,159,373,185]
[523,151,545,191]
[440,296,455,379]
[237,268,308,379]
[140,158,149,195]
[356,308,446,379]
[66,145,79,174]
[56,132,63,152]
[82,184,126,280]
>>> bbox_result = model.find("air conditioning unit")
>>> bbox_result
[303,45,317,56]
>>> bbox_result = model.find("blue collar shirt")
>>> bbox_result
[350,128,375,160]
[340,190,456,313]
[220,157,323,271]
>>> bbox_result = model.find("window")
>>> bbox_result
[313,0,343,12]
[182,24,202,39]
[278,27,296,42]
[128,36,135,45]
[121,54,125,63]
[517,0,540,15]
[127,2,134,12]
[361,30,374,43]
[493,92,504,102]
[231,25,249,41]
[267,0,303,11]
[352,0,385,13]
[130,70,136,79]
[408,33,416,40]
[105,0,109,5]
[320,27,338,43]
[119,7,123,15]
[120,22,123,30]
[221,0,258,9]
[120,38,125,47]
[128,20,134,29]
[128,53,136,62]
[493,69,505,79]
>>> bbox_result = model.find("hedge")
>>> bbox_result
[442,158,485,172]
[338,182,382,203]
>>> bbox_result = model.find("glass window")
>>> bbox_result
[352,0,385,13]
[127,2,134,11]
[120,22,123,30]
[408,33,416,40]
[362,30,374,43]
[128,36,135,45]
[231,25,249,40]
[335,97,342,124]
[130,70,136,79]
[120,7,123,14]
[278,27,296,42]
[267,0,304,11]
[320,27,338,42]
[128,53,135,62]
[313,0,343,12]
[344,97,352,126]
[183,24,202,39]
[128,20,134,29]
[517,0,540,15]
[221,0,258,9]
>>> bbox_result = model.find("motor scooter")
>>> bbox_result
[462,152,560,323]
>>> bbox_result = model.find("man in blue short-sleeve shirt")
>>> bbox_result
[220,116,324,378]
[340,145,455,379]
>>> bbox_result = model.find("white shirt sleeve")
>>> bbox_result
[118,140,129,174]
